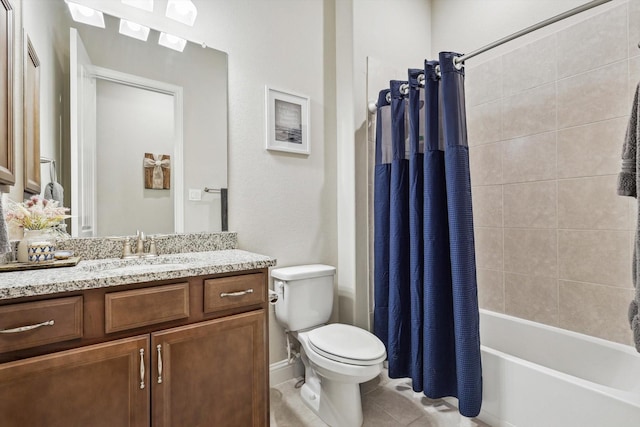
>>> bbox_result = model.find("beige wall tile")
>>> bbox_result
[558,230,632,288]
[558,175,628,230]
[472,185,502,228]
[558,60,628,129]
[505,273,558,325]
[504,181,557,229]
[502,131,556,183]
[465,56,502,107]
[504,228,557,277]
[477,268,504,312]
[631,56,640,85]
[557,4,627,79]
[503,83,556,139]
[630,199,638,231]
[467,100,501,146]
[559,280,634,345]
[557,117,628,179]
[474,227,503,271]
[630,0,640,58]
[470,142,502,186]
[503,35,556,96]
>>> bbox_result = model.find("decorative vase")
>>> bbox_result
[17,229,56,263]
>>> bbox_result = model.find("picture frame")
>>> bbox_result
[265,86,309,155]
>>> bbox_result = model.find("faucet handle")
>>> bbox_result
[122,237,134,258]
[145,236,158,257]
[107,236,136,258]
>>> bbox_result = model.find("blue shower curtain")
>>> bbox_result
[374,52,482,417]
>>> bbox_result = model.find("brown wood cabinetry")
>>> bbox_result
[0,335,150,427]
[152,310,266,427]
[0,269,269,427]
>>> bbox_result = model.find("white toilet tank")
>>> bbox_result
[271,264,336,331]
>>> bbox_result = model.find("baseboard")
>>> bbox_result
[269,358,303,387]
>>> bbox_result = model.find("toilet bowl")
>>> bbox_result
[271,265,386,427]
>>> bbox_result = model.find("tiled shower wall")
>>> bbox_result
[466,2,640,345]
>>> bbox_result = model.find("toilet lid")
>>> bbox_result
[307,324,386,366]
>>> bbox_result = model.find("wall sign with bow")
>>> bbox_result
[143,153,171,190]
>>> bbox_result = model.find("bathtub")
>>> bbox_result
[473,309,640,427]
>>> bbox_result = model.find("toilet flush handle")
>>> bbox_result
[269,280,285,305]
[268,289,279,305]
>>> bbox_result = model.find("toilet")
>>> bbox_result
[271,264,386,427]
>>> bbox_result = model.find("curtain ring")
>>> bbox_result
[417,74,425,87]
[385,92,391,103]
[453,56,464,70]
[400,83,409,95]
[435,65,441,77]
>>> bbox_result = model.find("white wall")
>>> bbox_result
[352,0,432,328]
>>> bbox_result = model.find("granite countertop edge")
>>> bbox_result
[0,249,277,301]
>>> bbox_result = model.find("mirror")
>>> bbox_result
[21,0,228,237]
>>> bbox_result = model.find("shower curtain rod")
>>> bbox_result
[368,0,612,112]
[454,0,612,64]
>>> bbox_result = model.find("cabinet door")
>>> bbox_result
[0,335,150,427]
[152,310,267,427]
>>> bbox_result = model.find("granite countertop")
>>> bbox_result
[0,250,277,300]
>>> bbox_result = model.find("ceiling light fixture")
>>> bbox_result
[121,0,154,12]
[165,0,197,26]
[119,19,150,41]
[66,1,105,28]
[158,32,187,52]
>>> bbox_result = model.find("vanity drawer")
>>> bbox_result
[0,296,83,353]
[105,283,190,333]
[204,273,266,313]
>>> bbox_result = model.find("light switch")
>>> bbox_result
[188,189,201,201]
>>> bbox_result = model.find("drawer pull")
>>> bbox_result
[157,344,163,384]
[220,289,254,298]
[139,349,145,390]
[0,320,55,334]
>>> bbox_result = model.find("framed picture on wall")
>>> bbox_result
[265,86,309,155]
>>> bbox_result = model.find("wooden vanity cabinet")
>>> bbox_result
[152,310,266,426]
[0,269,269,427]
[0,335,150,427]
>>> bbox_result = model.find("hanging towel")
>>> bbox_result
[618,82,640,352]
[44,182,64,204]
[43,160,64,204]
[0,194,12,255]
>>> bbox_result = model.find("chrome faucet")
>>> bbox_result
[112,232,158,259]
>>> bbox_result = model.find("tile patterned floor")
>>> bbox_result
[270,369,490,427]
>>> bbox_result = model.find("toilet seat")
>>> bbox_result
[307,324,386,366]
